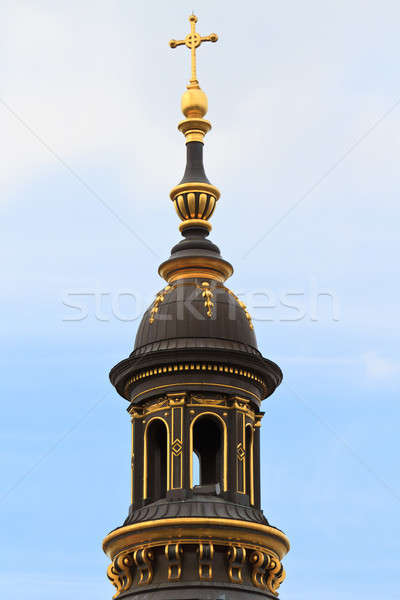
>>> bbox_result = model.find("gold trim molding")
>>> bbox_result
[103,517,290,561]
[129,381,261,403]
[125,362,267,395]
[178,117,211,142]
[159,253,233,283]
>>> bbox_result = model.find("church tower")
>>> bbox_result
[103,14,290,599]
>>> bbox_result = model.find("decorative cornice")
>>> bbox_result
[103,517,290,561]
[130,381,261,404]
[124,361,267,395]
[106,540,285,598]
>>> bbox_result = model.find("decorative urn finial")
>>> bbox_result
[169,14,220,233]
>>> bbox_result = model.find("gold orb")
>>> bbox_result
[181,87,208,118]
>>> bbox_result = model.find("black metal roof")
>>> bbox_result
[134,281,257,352]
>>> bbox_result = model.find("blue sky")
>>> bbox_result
[1,1,400,598]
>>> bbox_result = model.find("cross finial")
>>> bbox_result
[169,14,218,88]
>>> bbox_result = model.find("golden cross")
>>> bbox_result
[169,14,218,88]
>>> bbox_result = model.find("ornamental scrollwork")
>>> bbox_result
[227,545,246,584]
[197,542,214,579]
[105,543,286,596]
[143,397,169,415]
[190,394,227,406]
[133,547,154,585]
[249,550,285,596]
[107,552,134,599]
[266,556,285,596]
[165,543,183,581]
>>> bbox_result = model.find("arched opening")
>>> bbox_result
[192,450,200,486]
[145,419,168,502]
[245,425,254,504]
[192,415,223,488]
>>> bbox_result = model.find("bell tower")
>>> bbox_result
[103,14,290,599]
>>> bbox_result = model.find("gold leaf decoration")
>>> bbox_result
[200,281,214,318]
[149,285,173,324]
[226,288,254,330]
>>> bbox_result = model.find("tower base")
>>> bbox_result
[119,581,278,599]
[103,517,289,599]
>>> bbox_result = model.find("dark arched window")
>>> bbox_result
[245,425,254,504]
[192,415,223,488]
[146,419,168,502]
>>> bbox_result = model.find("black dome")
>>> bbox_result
[134,280,257,353]
[110,277,282,405]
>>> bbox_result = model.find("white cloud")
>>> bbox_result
[363,352,400,379]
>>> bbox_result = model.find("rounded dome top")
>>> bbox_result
[134,279,257,353]
[110,277,282,405]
